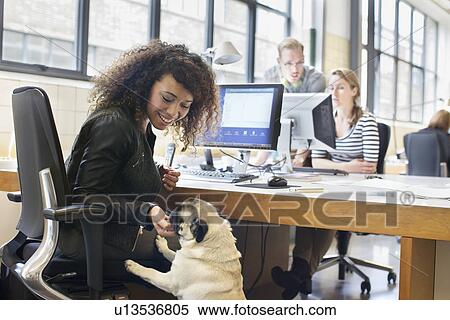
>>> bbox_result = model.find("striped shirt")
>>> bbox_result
[312,113,380,163]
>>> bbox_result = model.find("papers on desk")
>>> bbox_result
[274,171,322,182]
[316,179,356,186]
[353,178,450,199]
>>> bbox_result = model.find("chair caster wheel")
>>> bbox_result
[388,272,397,284]
[361,280,371,294]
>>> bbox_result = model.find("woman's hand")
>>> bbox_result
[150,206,176,237]
[159,165,181,191]
[344,159,377,174]
[292,149,311,168]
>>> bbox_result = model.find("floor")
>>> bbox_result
[295,233,400,300]
[0,233,400,300]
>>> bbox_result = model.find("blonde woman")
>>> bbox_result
[272,68,380,299]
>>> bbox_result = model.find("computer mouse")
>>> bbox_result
[267,176,288,187]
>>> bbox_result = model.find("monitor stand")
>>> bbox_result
[277,118,293,173]
[200,149,216,171]
[233,150,251,174]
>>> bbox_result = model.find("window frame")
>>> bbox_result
[355,0,438,124]
[0,0,292,82]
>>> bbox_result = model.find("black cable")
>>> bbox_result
[245,225,270,297]
[219,149,288,173]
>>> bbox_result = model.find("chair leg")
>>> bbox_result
[316,255,341,272]
[90,287,102,300]
[342,257,370,282]
[347,256,394,272]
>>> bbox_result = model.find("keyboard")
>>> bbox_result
[179,168,258,183]
[292,167,349,176]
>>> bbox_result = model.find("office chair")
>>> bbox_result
[0,87,164,299]
[317,122,396,294]
[404,132,446,177]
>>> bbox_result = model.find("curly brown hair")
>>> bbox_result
[89,40,220,151]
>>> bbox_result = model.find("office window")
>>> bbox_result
[397,2,411,61]
[88,0,150,75]
[2,30,24,62]
[0,0,294,82]
[254,6,288,82]
[213,0,248,83]
[360,48,368,108]
[379,0,395,54]
[396,61,411,121]
[360,0,438,123]
[257,0,288,12]
[2,0,78,69]
[411,67,424,122]
[412,11,424,66]
[160,0,206,54]
[374,54,395,119]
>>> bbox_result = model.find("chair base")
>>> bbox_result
[317,254,397,294]
[1,262,130,300]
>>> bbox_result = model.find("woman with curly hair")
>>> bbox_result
[62,40,219,261]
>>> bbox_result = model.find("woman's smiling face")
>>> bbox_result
[146,73,193,130]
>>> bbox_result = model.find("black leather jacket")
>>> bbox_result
[61,107,163,258]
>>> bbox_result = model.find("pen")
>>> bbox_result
[289,187,324,193]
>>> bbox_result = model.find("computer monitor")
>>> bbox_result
[196,83,284,150]
[278,93,336,172]
[281,93,336,150]
[196,83,284,173]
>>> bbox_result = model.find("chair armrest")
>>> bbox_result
[43,204,107,222]
[7,191,22,202]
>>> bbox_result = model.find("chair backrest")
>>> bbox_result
[376,122,391,174]
[404,132,441,177]
[11,87,70,237]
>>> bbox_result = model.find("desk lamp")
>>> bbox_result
[202,41,242,65]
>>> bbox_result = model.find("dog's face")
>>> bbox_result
[169,198,224,243]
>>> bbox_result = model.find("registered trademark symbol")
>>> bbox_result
[400,191,415,205]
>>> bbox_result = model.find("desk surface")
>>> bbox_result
[175,173,450,241]
[178,173,450,208]
[1,169,449,241]
[1,169,448,299]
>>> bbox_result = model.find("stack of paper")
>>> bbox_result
[353,179,450,199]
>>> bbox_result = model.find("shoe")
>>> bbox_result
[271,257,312,299]
[293,257,312,295]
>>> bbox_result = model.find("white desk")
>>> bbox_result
[174,173,450,299]
[1,170,449,299]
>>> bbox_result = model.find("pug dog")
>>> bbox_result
[125,198,246,300]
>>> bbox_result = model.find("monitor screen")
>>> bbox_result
[196,83,284,150]
[281,93,336,151]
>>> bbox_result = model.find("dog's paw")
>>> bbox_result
[156,235,169,253]
[124,259,139,274]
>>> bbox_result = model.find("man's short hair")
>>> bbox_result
[277,38,304,57]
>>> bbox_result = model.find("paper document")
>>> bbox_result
[274,171,322,182]
[353,179,450,199]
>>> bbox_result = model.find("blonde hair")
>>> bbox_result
[330,68,363,126]
[428,109,450,132]
[277,38,304,58]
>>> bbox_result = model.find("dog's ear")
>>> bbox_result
[191,217,208,242]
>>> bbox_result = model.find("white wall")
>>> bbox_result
[0,192,20,248]
[0,71,92,159]
[324,0,351,40]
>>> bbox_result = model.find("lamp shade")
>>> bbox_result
[213,41,242,65]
